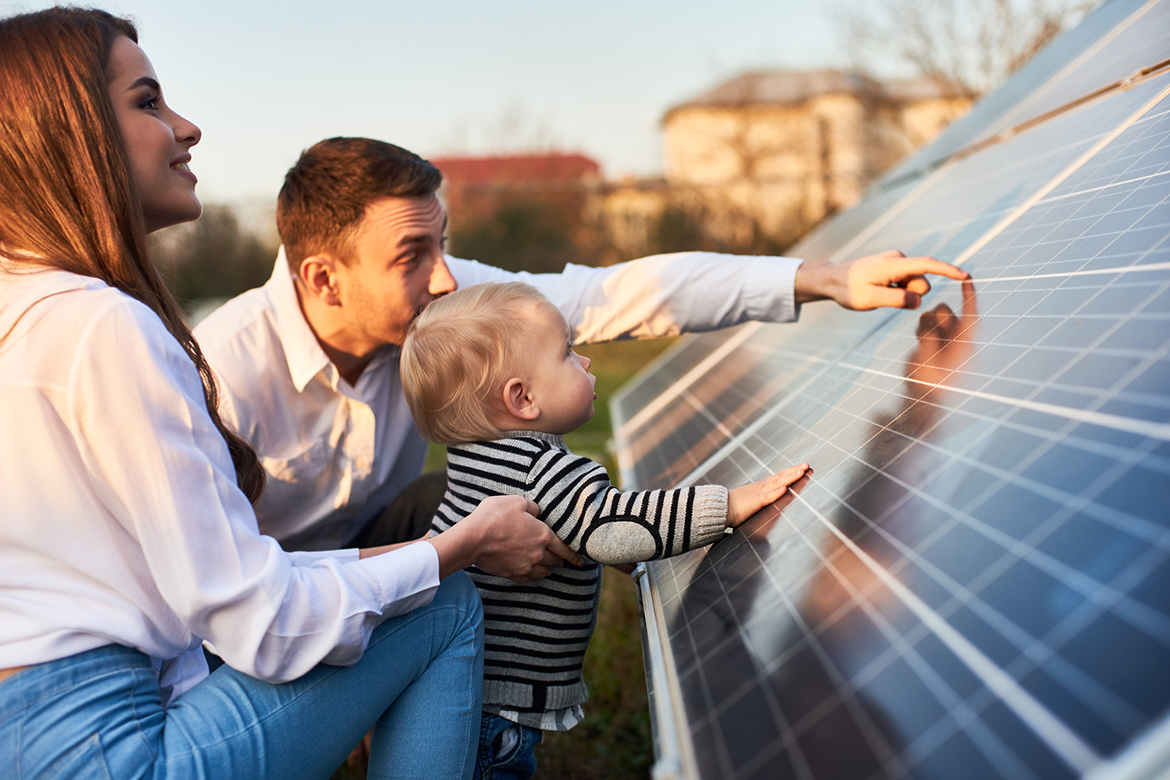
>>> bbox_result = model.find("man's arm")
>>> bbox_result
[448,249,968,344]
[447,252,801,343]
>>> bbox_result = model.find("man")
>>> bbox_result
[195,137,968,555]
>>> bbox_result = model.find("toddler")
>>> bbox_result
[401,281,809,779]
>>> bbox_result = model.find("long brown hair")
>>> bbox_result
[0,7,265,503]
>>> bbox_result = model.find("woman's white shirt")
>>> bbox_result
[0,266,440,701]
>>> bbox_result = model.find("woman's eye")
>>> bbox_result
[138,96,159,111]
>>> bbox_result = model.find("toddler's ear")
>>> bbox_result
[503,378,540,421]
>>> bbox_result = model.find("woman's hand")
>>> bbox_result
[727,463,810,527]
[427,495,583,583]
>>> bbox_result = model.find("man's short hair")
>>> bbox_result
[276,137,442,271]
[401,282,551,445]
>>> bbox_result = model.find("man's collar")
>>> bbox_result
[266,246,335,392]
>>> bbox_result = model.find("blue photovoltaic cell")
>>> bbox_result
[615,4,1170,778]
[617,71,1170,495]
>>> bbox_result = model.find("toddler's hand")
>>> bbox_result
[727,463,810,527]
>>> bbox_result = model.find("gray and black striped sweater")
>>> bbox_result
[431,431,728,724]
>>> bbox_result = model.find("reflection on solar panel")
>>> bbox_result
[611,2,1170,778]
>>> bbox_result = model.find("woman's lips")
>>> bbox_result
[171,160,197,182]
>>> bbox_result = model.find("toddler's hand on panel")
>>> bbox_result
[727,463,810,527]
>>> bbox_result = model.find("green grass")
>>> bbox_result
[337,337,679,779]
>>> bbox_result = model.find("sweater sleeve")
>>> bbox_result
[524,447,729,565]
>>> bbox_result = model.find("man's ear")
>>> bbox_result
[298,254,342,307]
[502,377,540,421]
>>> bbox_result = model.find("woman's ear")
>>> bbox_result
[502,377,540,421]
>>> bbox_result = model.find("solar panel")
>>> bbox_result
[613,2,1170,778]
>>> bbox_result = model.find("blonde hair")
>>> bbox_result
[401,281,552,444]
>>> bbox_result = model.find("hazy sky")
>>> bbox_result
[1,1,877,204]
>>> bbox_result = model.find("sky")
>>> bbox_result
[0,0,878,204]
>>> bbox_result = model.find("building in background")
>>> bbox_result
[432,153,601,222]
[432,153,604,274]
[430,71,970,269]
[604,69,971,258]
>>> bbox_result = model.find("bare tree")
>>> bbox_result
[840,0,1098,97]
[431,101,562,157]
[150,204,277,309]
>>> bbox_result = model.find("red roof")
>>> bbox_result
[431,154,601,185]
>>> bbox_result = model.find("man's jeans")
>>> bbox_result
[0,573,483,780]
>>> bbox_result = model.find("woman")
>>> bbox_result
[0,8,572,779]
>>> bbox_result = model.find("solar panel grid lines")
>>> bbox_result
[947,83,1170,270]
[650,320,1170,767]
[614,73,1170,501]
[671,524,907,780]
[1085,714,1170,780]
[754,394,1170,718]
[972,0,1170,144]
[778,509,1061,780]
[624,317,902,492]
[615,322,764,441]
[849,76,1170,267]
[610,328,703,421]
[673,85,1170,493]
[673,413,1137,776]
[618,11,1170,777]
[820,166,959,268]
[823,71,1170,277]
[868,0,1170,198]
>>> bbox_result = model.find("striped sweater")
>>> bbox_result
[431,431,728,727]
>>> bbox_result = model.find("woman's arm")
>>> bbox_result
[69,296,441,681]
[360,500,583,584]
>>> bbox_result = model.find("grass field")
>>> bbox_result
[332,337,678,780]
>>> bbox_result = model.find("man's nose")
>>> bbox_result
[429,253,457,296]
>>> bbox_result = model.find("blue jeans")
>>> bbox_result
[473,713,542,780]
[0,573,483,780]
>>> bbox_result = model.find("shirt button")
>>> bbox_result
[355,458,369,470]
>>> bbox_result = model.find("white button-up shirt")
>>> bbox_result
[194,250,802,550]
[0,266,440,702]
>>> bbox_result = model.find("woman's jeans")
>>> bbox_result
[0,572,483,780]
